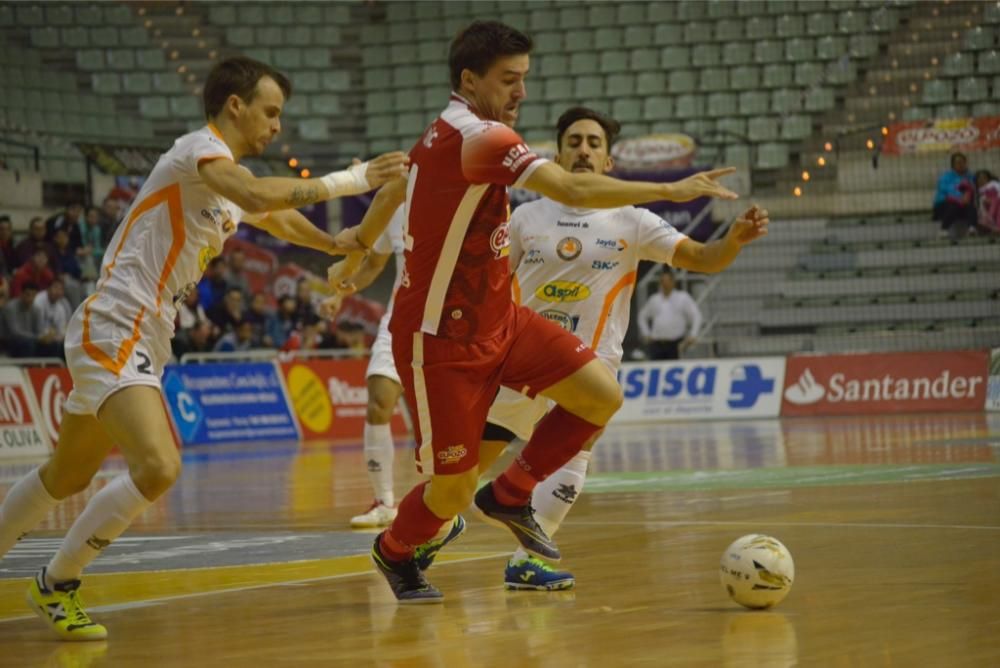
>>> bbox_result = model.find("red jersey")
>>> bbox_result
[390,94,547,342]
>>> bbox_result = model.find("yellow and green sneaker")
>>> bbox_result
[26,568,107,641]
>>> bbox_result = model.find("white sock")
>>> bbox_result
[363,422,395,507]
[0,468,59,558]
[512,450,591,563]
[47,474,151,583]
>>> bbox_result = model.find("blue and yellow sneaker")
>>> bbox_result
[26,568,107,641]
[413,515,466,571]
[371,535,444,604]
[504,557,575,591]
[474,483,561,562]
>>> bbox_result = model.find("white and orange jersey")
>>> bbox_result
[83,125,257,367]
[372,205,407,317]
[509,198,689,369]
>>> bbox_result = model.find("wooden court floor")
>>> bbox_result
[0,412,997,667]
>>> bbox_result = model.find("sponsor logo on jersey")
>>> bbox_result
[502,144,534,173]
[490,222,510,259]
[540,309,581,332]
[536,281,591,303]
[200,207,235,234]
[422,124,438,148]
[591,260,620,271]
[596,238,628,251]
[436,444,468,465]
[198,246,218,272]
[556,237,582,261]
[556,220,589,229]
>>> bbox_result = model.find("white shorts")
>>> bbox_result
[63,305,167,416]
[485,386,551,442]
[365,314,400,385]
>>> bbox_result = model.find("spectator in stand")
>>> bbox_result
[51,227,84,307]
[208,286,245,335]
[932,152,977,240]
[1,281,43,357]
[14,217,58,270]
[0,215,17,275]
[282,315,324,353]
[225,249,252,299]
[245,292,271,345]
[12,248,55,297]
[0,274,9,345]
[197,256,228,312]
[293,278,316,328]
[99,196,124,242]
[638,269,703,361]
[33,278,71,359]
[172,289,212,359]
[213,319,256,353]
[266,295,299,349]
[975,169,1000,235]
[46,203,84,252]
[78,207,106,285]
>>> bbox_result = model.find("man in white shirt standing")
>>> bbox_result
[637,269,702,360]
[33,277,73,358]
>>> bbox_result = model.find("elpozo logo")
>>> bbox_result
[556,237,582,261]
[536,281,591,303]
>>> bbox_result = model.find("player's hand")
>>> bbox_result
[665,167,739,202]
[329,226,368,254]
[318,293,344,320]
[364,152,409,189]
[326,252,366,294]
[727,205,769,245]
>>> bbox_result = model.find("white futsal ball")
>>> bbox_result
[719,534,795,609]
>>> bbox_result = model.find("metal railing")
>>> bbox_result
[179,347,368,365]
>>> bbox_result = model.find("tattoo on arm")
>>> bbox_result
[286,186,320,207]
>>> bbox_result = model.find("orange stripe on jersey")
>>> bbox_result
[591,271,637,350]
[511,274,521,305]
[196,154,232,168]
[84,183,186,375]
[207,123,225,141]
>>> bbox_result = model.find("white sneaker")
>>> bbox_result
[350,501,397,528]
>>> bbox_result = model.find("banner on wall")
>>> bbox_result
[161,363,299,446]
[987,348,1000,412]
[0,367,50,458]
[23,367,73,448]
[881,116,1000,156]
[611,357,786,423]
[280,358,408,442]
[782,350,988,417]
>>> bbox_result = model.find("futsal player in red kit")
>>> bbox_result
[330,21,740,601]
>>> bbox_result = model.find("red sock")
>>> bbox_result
[379,481,448,562]
[493,406,601,506]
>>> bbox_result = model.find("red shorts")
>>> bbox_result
[391,305,595,475]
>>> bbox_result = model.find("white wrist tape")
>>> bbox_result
[320,162,370,198]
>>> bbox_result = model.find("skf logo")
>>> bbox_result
[592,260,619,271]
[595,238,628,251]
[502,143,534,172]
[436,444,468,465]
[201,207,235,234]
[523,249,544,265]
[490,223,510,259]
[556,237,582,261]
[540,309,580,332]
[536,281,591,303]
[422,124,439,148]
[198,246,218,272]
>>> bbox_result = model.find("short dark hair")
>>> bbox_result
[449,21,533,90]
[950,152,967,169]
[21,281,39,293]
[555,107,621,151]
[203,57,292,120]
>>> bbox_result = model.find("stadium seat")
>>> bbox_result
[239,5,266,24]
[588,4,617,26]
[92,73,121,95]
[739,90,770,115]
[826,60,857,85]
[849,35,879,59]
[771,88,803,113]
[870,7,899,32]
[738,0,767,16]
[706,92,738,118]
[267,4,294,25]
[715,19,743,43]
[16,5,44,26]
[964,26,995,51]
[977,50,1000,74]
[282,96,308,117]
[805,87,836,111]
[763,64,793,88]
[559,6,588,29]
[642,95,673,121]
[139,96,169,119]
[30,27,59,48]
[674,94,705,119]
[692,44,722,68]
[746,17,774,40]
[972,101,1000,117]
[683,119,715,137]
[612,98,643,122]
[91,26,120,47]
[257,26,284,47]
[699,67,730,92]
[209,5,236,25]
[724,144,752,166]
[776,15,805,38]
[837,10,868,35]
[570,52,599,75]
[935,103,968,119]
[756,142,789,169]
[662,46,691,69]
[816,36,847,60]
[956,76,989,102]
[716,117,747,138]
[795,62,825,86]
[299,118,330,141]
[274,48,304,70]
[153,72,184,94]
[669,70,698,93]
[921,79,953,105]
[781,114,813,140]
[683,21,714,44]
[624,26,654,47]
[806,12,835,36]
[636,71,667,95]
[544,77,573,101]
[708,0,737,19]
[729,65,761,90]
[748,116,779,141]
[595,27,623,51]
[123,73,152,95]
[754,40,785,64]
[103,5,132,26]
[75,4,102,26]
[647,2,676,22]
[599,50,629,74]
[785,38,815,62]
[677,2,708,21]
[606,73,635,97]
[721,43,745,66]
[170,95,201,119]
[654,24,683,44]
[942,52,975,78]
[986,2,1000,24]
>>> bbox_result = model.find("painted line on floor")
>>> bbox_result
[570,519,1000,532]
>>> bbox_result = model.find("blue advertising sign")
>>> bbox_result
[161,363,300,446]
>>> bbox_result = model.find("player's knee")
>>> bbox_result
[129,449,182,499]
[40,464,94,499]
[366,400,394,424]
[425,474,478,518]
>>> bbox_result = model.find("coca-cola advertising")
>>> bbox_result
[24,367,73,448]
[0,367,50,458]
[279,359,409,442]
[782,351,989,417]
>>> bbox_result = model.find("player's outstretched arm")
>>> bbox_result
[328,250,392,296]
[329,175,408,253]
[198,152,408,213]
[523,162,739,210]
[244,209,341,254]
[672,205,769,274]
